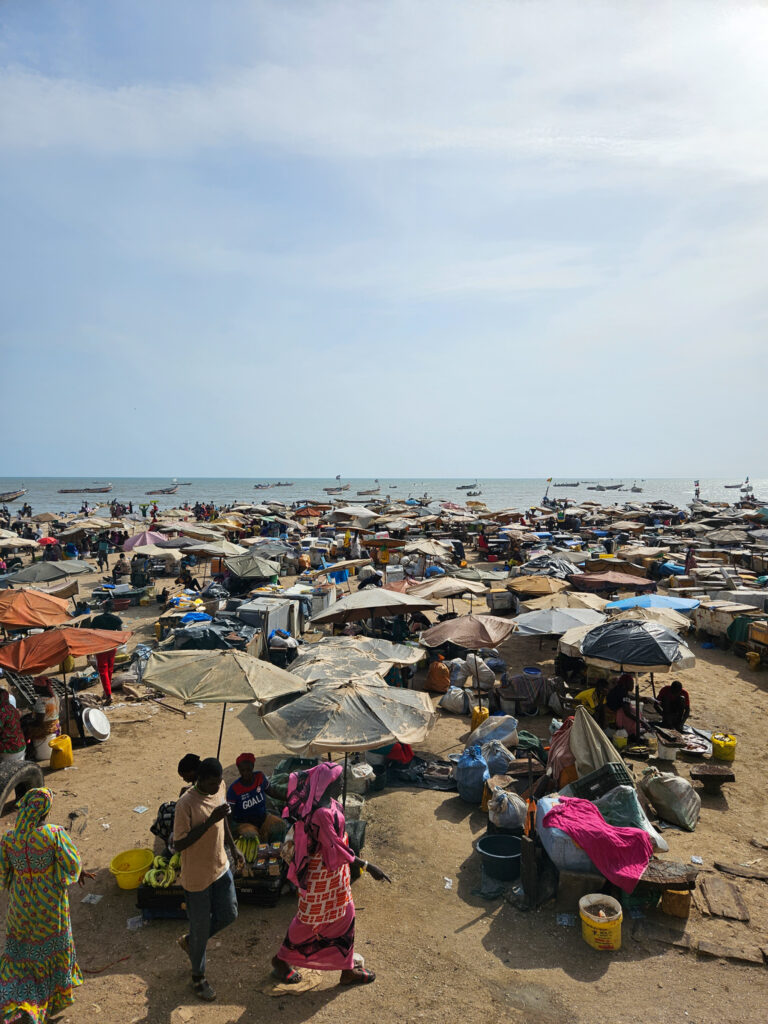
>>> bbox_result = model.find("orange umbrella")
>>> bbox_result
[0,589,73,630]
[0,627,132,675]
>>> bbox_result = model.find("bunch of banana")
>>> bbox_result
[143,855,177,888]
[235,836,261,864]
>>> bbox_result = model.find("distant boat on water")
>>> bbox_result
[58,483,112,494]
[146,484,179,495]
[457,482,477,490]
[553,481,580,487]
[0,488,26,502]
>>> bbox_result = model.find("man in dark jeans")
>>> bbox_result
[173,758,245,1001]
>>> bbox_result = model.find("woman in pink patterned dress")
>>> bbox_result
[271,762,390,986]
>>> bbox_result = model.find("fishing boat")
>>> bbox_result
[553,482,580,487]
[58,483,113,494]
[178,482,192,486]
[630,481,643,493]
[0,488,26,502]
[604,483,623,490]
[466,490,482,496]
[253,483,272,490]
[587,485,607,491]
[323,485,350,494]
[357,487,380,495]
[456,482,477,490]
[274,482,294,487]
[146,484,179,495]
[724,482,743,489]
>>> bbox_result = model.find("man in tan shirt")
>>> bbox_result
[173,757,245,1001]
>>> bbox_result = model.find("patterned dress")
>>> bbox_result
[0,789,83,1024]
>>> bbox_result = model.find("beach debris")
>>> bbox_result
[82,893,103,905]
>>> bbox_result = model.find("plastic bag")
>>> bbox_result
[465,654,495,691]
[449,659,470,688]
[469,714,519,749]
[455,745,489,804]
[481,739,516,775]
[438,687,472,716]
[595,784,669,853]
[488,789,527,830]
[640,767,701,831]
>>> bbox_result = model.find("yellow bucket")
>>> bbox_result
[471,706,489,732]
[579,894,622,951]
[49,735,73,770]
[746,652,761,671]
[712,733,736,762]
[110,848,154,890]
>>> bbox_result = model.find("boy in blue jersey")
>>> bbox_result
[226,752,286,841]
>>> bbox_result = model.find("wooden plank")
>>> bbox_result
[698,940,764,965]
[632,921,695,949]
[699,875,750,921]
[715,861,768,882]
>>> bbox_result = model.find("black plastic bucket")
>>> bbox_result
[475,833,521,881]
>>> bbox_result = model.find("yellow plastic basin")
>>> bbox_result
[110,848,154,890]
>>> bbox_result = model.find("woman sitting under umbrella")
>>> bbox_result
[271,762,390,986]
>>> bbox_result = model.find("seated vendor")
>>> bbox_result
[112,554,130,581]
[22,677,61,760]
[655,680,690,731]
[175,567,201,592]
[606,674,649,739]
[226,752,285,842]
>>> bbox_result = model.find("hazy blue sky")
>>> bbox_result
[2,1,767,478]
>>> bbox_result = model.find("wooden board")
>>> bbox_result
[698,940,764,965]
[632,921,694,949]
[699,875,750,921]
[715,861,768,882]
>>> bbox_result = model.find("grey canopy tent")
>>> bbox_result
[289,636,423,685]
[223,551,280,580]
[511,607,606,636]
[310,589,436,626]
[4,560,95,584]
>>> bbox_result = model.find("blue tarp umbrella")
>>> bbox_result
[606,594,700,611]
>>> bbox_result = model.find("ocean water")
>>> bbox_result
[0,477,765,515]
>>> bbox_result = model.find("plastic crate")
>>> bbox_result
[136,874,284,915]
[568,762,633,801]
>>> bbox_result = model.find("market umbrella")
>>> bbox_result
[507,575,569,596]
[123,530,165,551]
[408,577,488,599]
[0,626,132,734]
[579,619,695,673]
[4,560,95,584]
[706,529,749,545]
[0,537,38,551]
[419,613,516,649]
[289,636,423,686]
[154,536,195,549]
[569,571,656,593]
[186,540,247,558]
[511,607,606,637]
[402,540,453,558]
[143,649,309,757]
[31,513,60,524]
[521,592,608,611]
[260,674,435,754]
[310,589,437,626]
[0,589,72,630]
[37,537,59,546]
[606,594,700,611]
[611,607,692,632]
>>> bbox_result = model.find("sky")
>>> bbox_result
[2,0,767,478]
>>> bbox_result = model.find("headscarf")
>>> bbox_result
[283,762,343,889]
[14,787,53,838]
[236,752,256,768]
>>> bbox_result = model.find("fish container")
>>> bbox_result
[49,735,74,769]
[344,794,365,821]
[579,894,622,951]
[656,740,678,760]
[486,590,515,612]
[475,834,521,881]
[498,690,518,716]
[711,733,736,762]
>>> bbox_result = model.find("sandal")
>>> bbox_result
[271,956,301,984]
[192,977,216,1001]
[340,967,376,986]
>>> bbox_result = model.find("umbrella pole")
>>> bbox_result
[216,703,227,760]
[635,677,641,742]
[649,671,656,699]
[342,751,348,811]
[63,669,71,737]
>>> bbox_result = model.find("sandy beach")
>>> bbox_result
[1,537,767,1024]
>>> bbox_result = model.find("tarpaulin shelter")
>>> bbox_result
[579,619,695,673]
[419,613,515,649]
[187,540,247,558]
[611,607,692,632]
[0,589,72,630]
[408,577,487,599]
[223,551,280,580]
[518,556,583,579]
[402,540,453,558]
[310,589,436,626]
[569,571,656,593]
[511,607,606,637]
[507,575,569,597]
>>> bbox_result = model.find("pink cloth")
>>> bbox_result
[278,901,355,971]
[283,762,352,890]
[541,796,653,893]
[547,716,575,781]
